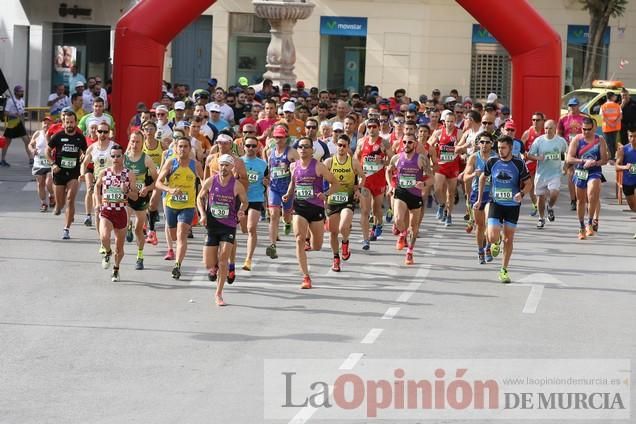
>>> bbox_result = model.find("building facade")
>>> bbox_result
[1,0,635,107]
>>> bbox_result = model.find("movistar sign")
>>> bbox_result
[320,16,367,37]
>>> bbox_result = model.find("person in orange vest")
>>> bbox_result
[600,92,622,163]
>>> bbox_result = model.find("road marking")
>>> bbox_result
[288,405,318,424]
[21,181,36,191]
[339,353,364,370]
[381,307,400,320]
[361,328,383,344]
[522,284,544,314]
[514,273,568,314]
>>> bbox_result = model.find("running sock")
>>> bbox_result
[149,210,158,231]
[137,249,144,259]
[478,247,485,254]
[175,261,181,268]
[579,220,585,229]
[333,254,340,259]
[588,218,593,226]
[229,263,235,272]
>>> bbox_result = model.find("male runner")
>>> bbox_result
[558,99,587,210]
[81,122,115,231]
[615,127,636,238]
[521,112,545,213]
[142,120,165,246]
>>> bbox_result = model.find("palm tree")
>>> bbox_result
[580,0,628,87]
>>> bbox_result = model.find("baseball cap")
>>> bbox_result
[238,76,249,87]
[567,97,580,106]
[441,110,452,121]
[445,96,457,104]
[333,122,344,132]
[14,85,24,93]
[408,103,418,112]
[216,134,233,144]
[174,101,186,111]
[283,101,295,113]
[193,89,209,99]
[208,103,221,113]
[487,93,498,103]
[504,119,516,130]
[42,114,53,122]
[155,105,169,114]
[208,78,218,87]
[75,81,85,88]
[296,81,305,88]
[175,120,191,129]
[219,154,235,165]
[501,106,511,114]
[272,126,288,137]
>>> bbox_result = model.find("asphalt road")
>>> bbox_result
[0,146,634,424]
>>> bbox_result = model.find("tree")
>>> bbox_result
[580,0,628,87]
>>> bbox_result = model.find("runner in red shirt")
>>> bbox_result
[521,111,545,214]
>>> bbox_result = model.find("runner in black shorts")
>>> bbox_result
[46,110,87,240]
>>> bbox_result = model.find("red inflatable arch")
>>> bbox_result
[111,0,561,146]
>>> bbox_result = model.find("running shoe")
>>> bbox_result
[633,232,636,239]
[284,223,292,236]
[547,207,555,222]
[361,240,370,250]
[266,244,278,259]
[570,200,577,211]
[242,259,252,271]
[529,203,538,217]
[301,275,312,289]
[485,247,493,263]
[126,224,133,242]
[369,227,377,241]
[145,230,159,246]
[0,160,10,167]
[491,240,501,257]
[135,258,144,270]
[98,245,106,255]
[478,252,486,265]
[405,251,414,265]
[465,220,473,233]
[592,219,599,233]
[391,224,400,236]
[385,208,394,223]
[396,235,406,251]
[102,250,112,269]
[171,265,181,280]
[84,215,92,227]
[341,241,351,260]
[260,209,266,222]
[578,228,586,240]
[49,195,56,208]
[187,229,194,239]
[536,218,545,229]
[40,203,48,213]
[54,208,62,216]
[442,210,448,223]
[227,268,236,284]
[164,249,175,260]
[62,228,70,240]
[331,257,341,272]
[111,268,120,282]
[208,267,218,282]
[436,205,444,221]
[215,295,226,306]
[498,268,511,284]
[444,215,452,227]
[373,224,383,239]
[585,225,594,237]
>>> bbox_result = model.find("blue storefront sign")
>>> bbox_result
[320,16,367,37]
[472,24,498,44]
[567,25,611,46]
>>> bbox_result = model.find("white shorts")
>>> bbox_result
[534,175,561,196]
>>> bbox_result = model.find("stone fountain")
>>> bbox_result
[252,0,315,86]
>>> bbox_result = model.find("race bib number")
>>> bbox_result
[135,181,144,191]
[399,175,416,189]
[60,156,77,169]
[363,160,381,175]
[210,203,229,219]
[574,168,589,181]
[629,164,636,175]
[330,192,349,204]
[295,184,314,200]
[271,166,290,179]
[544,152,561,161]
[247,171,259,183]
[35,155,50,168]
[172,193,189,202]
[494,188,513,201]
[440,151,456,163]
[104,187,125,202]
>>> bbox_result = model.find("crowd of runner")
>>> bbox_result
[18,79,636,306]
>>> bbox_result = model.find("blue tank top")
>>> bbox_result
[241,156,268,202]
[622,144,636,186]
[574,135,603,180]
[472,151,498,193]
[485,157,529,206]
[268,146,292,193]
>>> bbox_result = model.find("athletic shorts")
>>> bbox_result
[363,171,387,197]
[573,172,603,189]
[3,122,27,139]
[469,190,491,211]
[128,195,150,211]
[534,175,561,196]
[436,161,460,179]
[205,217,236,246]
[623,183,636,197]
[100,207,128,230]
[487,202,521,228]
[32,167,51,176]
[165,206,195,228]
[293,200,325,223]
[326,201,355,217]
[268,188,293,211]
[394,187,423,210]
[53,169,80,186]
[248,202,263,212]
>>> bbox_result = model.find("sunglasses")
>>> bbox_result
[110,154,122,158]
[482,121,494,125]
[394,120,405,125]
[245,144,257,148]
[582,127,593,132]
[298,145,312,149]
[479,140,492,144]
[337,143,348,148]
[97,130,109,134]
[404,140,415,145]
[243,130,256,134]
[305,125,317,130]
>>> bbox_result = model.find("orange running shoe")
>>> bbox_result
[341,241,351,261]
[585,225,594,237]
[301,275,312,289]
[578,228,586,240]
[396,235,406,251]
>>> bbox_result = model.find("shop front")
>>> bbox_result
[319,16,367,92]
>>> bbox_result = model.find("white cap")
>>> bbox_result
[216,133,233,144]
[155,105,169,113]
[283,101,296,113]
[444,96,457,103]
[332,121,344,131]
[208,103,221,113]
[75,81,85,88]
[174,101,186,110]
[219,154,234,165]
[441,110,452,121]
[487,92,497,103]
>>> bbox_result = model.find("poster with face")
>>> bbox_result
[53,45,77,88]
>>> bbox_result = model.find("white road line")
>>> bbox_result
[361,328,383,344]
[382,307,400,320]
[21,181,36,191]
[288,405,318,424]
[396,289,418,303]
[339,353,364,370]
[522,284,544,314]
